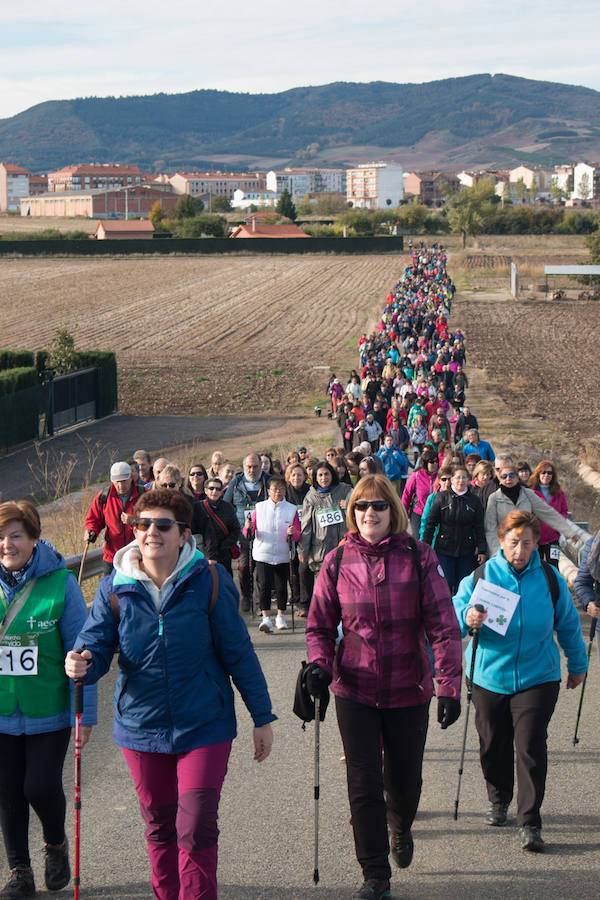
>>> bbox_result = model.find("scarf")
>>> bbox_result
[500,482,522,505]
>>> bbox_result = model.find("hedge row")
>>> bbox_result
[0,367,38,398]
[0,350,35,371]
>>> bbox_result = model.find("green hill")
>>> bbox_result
[2,73,600,172]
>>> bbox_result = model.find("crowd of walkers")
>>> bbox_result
[0,242,598,900]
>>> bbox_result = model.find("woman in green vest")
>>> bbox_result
[0,501,97,900]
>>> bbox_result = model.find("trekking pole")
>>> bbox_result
[454,603,485,821]
[313,696,321,885]
[573,617,597,746]
[77,537,92,587]
[246,514,255,618]
[288,536,295,633]
[73,677,84,900]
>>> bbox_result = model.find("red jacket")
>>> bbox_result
[306,532,462,707]
[84,482,146,562]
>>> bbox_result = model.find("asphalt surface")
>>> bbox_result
[0,414,284,502]
[4,607,600,900]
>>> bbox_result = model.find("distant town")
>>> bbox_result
[0,160,598,227]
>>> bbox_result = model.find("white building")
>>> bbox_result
[0,163,30,211]
[346,162,404,209]
[266,168,346,199]
[169,172,266,200]
[231,189,278,209]
[572,162,599,200]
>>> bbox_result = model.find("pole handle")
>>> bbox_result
[74,681,84,715]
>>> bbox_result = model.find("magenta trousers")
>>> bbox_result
[122,741,232,900]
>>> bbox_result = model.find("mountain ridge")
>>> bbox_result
[2,73,600,173]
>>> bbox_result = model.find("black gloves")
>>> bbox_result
[87,530,97,543]
[304,662,332,699]
[437,697,461,729]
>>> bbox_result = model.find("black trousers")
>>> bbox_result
[538,543,560,569]
[0,728,71,868]
[255,560,289,612]
[335,696,429,881]
[472,681,560,827]
[238,534,255,604]
[289,554,314,610]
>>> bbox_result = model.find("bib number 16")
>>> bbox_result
[0,646,38,676]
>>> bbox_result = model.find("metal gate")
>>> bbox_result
[50,367,98,432]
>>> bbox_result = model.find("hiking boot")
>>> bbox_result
[259,617,274,634]
[44,838,70,891]
[391,828,413,868]
[486,801,509,826]
[275,613,288,630]
[352,878,391,899]
[0,866,36,898]
[519,825,545,853]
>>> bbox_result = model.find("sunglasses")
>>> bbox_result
[206,485,222,491]
[159,482,178,489]
[354,500,390,512]
[499,472,517,480]
[439,476,451,482]
[541,470,553,476]
[134,518,186,532]
[189,471,205,478]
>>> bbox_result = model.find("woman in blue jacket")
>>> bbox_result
[453,510,586,853]
[65,489,275,900]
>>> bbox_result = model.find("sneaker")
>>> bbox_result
[0,866,36,898]
[296,608,308,618]
[44,838,70,891]
[352,878,391,899]
[486,801,509,826]
[391,828,413,868]
[519,825,545,853]
[275,613,288,630]
[259,617,274,634]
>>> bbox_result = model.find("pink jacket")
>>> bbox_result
[306,532,462,708]
[534,490,568,544]
[402,468,437,516]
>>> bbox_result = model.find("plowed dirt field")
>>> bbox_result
[0,254,403,414]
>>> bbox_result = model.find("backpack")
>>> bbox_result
[472,559,559,621]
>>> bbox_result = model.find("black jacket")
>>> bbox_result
[423,488,487,558]
[454,412,478,441]
[194,498,241,563]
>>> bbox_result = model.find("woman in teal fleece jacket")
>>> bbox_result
[453,509,586,852]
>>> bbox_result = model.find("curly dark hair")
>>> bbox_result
[134,488,193,531]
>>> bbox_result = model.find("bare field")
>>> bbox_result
[0,254,404,414]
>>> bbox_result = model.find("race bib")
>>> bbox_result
[549,545,560,560]
[316,506,344,528]
[0,636,38,676]
[244,506,255,518]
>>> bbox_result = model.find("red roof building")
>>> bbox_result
[95,220,155,240]
[230,219,310,238]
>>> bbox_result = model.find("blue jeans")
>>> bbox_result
[436,552,474,595]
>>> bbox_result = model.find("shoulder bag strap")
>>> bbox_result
[0,579,38,644]
[203,499,229,536]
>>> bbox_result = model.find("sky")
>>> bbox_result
[2,0,600,120]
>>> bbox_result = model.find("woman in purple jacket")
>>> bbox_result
[305,474,462,900]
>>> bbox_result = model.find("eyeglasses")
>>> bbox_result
[499,472,517,480]
[159,482,178,489]
[134,518,186,532]
[189,471,205,478]
[354,500,390,512]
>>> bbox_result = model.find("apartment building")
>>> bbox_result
[265,168,346,199]
[47,164,142,192]
[0,163,31,211]
[346,162,404,209]
[404,171,460,207]
[169,172,266,200]
[573,162,600,200]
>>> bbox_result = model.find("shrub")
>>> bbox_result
[0,350,35,371]
[0,367,38,397]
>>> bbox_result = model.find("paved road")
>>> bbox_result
[4,609,600,899]
[0,414,284,502]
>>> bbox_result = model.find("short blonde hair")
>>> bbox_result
[157,464,182,486]
[347,474,409,534]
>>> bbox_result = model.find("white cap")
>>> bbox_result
[110,461,131,483]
